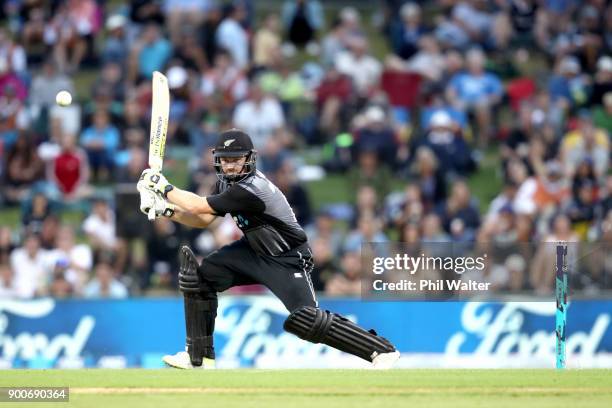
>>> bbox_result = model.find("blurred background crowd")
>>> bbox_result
[0,0,611,299]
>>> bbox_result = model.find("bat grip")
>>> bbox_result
[148,207,156,221]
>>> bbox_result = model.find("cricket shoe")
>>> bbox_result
[162,350,215,369]
[371,350,400,369]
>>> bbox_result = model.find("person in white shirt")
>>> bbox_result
[232,83,285,149]
[83,198,117,252]
[334,35,381,97]
[9,233,49,298]
[216,5,249,70]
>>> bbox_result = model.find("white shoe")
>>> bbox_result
[162,351,215,369]
[371,351,400,369]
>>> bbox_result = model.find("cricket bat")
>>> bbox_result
[147,71,170,220]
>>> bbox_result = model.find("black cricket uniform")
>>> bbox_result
[201,170,317,312]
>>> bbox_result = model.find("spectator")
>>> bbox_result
[102,14,129,65]
[310,237,341,291]
[548,56,589,110]
[415,110,474,177]
[0,27,27,73]
[216,4,248,70]
[315,64,353,137]
[590,56,612,107]
[83,261,128,298]
[46,225,93,293]
[514,160,570,217]
[353,106,398,168]
[560,110,609,178]
[348,150,392,204]
[128,23,172,83]
[325,251,361,296]
[273,161,312,226]
[2,133,44,204]
[0,226,15,264]
[593,92,612,135]
[146,218,182,289]
[281,0,323,49]
[343,214,388,254]
[49,132,91,200]
[436,180,481,238]
[9,233,48,298]
[253,13,282,69]
[83,198,117,254]
[164,0,210,44]
[0,83,28,148]
[446,48,503,146]
[409,146,447,209]
[29,59,75,110]
[232,83,285,149]
[80,110,119,181]
[334,36,382,98]
[389,2,427,60]
[304,210,344,256]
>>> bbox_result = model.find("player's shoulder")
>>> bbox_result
[237,170,276,194]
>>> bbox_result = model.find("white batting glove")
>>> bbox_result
[137,182,175,219]
[139,168,173,198]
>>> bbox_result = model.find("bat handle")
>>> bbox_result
[148,207,156,221]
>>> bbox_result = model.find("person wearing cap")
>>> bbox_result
[137,128,400,370]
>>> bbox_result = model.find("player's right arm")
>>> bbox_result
[169,205,217,228]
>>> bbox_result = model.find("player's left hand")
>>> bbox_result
[137,184,175,219]
[140,168,173,197]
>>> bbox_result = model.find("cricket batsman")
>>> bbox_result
[137,129,399,369]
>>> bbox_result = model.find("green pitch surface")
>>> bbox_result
[1,369,611,408]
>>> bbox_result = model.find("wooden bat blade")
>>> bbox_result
[149,71,169,172]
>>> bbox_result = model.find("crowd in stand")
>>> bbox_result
[0,0,611,299]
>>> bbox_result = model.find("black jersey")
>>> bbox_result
[207,171,308,256]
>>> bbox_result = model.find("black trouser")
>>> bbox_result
[198,238,317,312]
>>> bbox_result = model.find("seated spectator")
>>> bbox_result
[84,261,128,298]
[2,133,44,205]
[409,146,447,209]
[128,23,172,83]
[216,4,248,70]
[353,106,398,168]
[29,59,75,112]
[20,8,48,66]
[405,36,446,83]
[259,61,306,117]
[421,213,451,245]
[560,111,609,178]
[22,192,52,233]
[325,251,361,296]
[9,233,49,298]
[253,13,282,68]
[232,83,285,149]
[348,150,392,204]
[102,14,129,65]
[83,198,117,255]
[446,48,503,146]
[414,111,475,177]
[304,210,344,257]
[514,160,570,217]
[315,64,353,137]
[0,56,27,102]
[334,36,381,98]
[80,110,119,181]
[565,180,599,239]
[436,180,481,237]
[0,28,27,73]
[49,132,91,200]
[389,2,428,60]
[282,0,323,49]
[548,56,589,111]
[45,0,101,73]
[172,29,208,74]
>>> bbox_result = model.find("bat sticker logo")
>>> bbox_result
[224,139,236,147]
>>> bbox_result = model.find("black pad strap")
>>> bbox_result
[284,306,396,362]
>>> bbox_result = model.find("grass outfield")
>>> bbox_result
[1,369,611,408]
